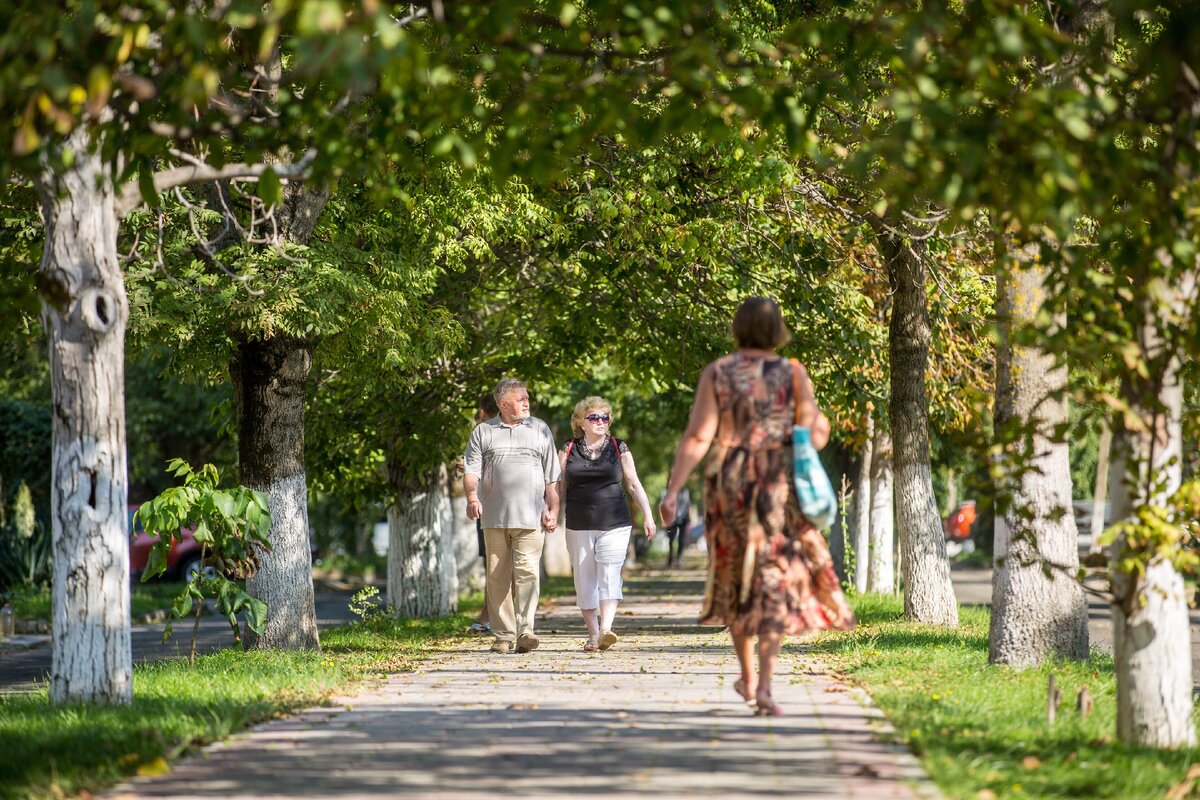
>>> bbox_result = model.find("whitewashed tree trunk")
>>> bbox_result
[867,427,895,594]
[989,257,1087,667]
[851,416,873,594]
[877,225,958,626]
[387,464,454,618]
[233,337,319,650]
[1089,422,1112,553]
[37,127,132,705]
[1108,270,1195,748]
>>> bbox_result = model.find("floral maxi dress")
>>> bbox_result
[700,353,856,636]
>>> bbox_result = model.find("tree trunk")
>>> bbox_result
[232,337,319,650]
[37,128,132,705]
[878,226,958,625]
[386,462,455,618]
[989,256,1088,667]
[1108,272,1195,749]
[1089,422,1111,553]
[851,416,873,593]
[867,426,895,594]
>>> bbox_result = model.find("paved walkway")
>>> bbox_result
[106,568,939,800]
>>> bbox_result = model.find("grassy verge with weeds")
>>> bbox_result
[7,582,191,622]
[0,596,483,800]
[795,593,1200,800]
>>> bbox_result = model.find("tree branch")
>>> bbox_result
[115,150,318,219]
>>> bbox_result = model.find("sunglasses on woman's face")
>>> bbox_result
[585,414,611,423]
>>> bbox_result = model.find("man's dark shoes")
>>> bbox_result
[515,633,540,653]
[490,639,513,654]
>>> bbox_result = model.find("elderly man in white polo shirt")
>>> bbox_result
[464,377,562,654]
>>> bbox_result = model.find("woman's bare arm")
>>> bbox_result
[659,364,719,524]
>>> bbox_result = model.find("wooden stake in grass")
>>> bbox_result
[1077,686,1093,718]
[1048,673,1061,725]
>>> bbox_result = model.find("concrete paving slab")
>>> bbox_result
[105,569,940,800]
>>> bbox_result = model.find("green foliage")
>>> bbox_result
[1101,478,1200,582]
[136,460,272,655]
[125,349,236,502]
[0,397,52,595]
[347,585,389,624]
[0,482,51,594]
[803,594,1200,799]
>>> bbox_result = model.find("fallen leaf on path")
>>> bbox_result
[136,757,171,777]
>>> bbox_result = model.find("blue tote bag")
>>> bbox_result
[790,359,837,529]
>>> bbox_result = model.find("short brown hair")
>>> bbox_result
[731,296,791,350]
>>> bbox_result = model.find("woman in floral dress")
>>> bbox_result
[659,297,855,715]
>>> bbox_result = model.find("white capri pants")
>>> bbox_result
[565,526,632,609]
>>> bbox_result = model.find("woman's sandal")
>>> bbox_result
[583,638,599,652]
[733,678,756,705]
[754,692,783,717]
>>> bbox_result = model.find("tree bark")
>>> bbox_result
[1108,271,1196,748]
[867,426,895,594]
[850,416,873,594]
[386,462,456,618]
[878,226,958,625]
[989,255,1088,667]
[232,336,319,650]
[37,127,133,704]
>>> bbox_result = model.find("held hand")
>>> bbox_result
[658,493,677,528]
[542,508,558,532]
[643,519,656,541]
[466,499,482,520]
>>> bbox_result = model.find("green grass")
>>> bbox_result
[7,582,189,622]
[0,607,479,800]
[796,593,1200,800]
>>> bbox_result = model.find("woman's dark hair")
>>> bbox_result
[731,296,791,350]
[478,392,499,417]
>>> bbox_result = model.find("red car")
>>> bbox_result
[128,506,211,582]
[943,501,977,541]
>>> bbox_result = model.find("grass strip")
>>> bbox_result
[796,593,1200,800]
[0,595,483,800]
[7,583,191,622]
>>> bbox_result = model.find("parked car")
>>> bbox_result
[128,506,210,582]
[943,500,977,541]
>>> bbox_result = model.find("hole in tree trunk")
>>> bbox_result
[94,294,109,325]
[86,470,97,510]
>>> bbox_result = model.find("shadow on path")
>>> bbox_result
[104,565,939,799]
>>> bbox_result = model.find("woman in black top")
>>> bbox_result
[558,396,656,651]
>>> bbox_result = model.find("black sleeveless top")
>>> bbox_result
[562,436,633,531]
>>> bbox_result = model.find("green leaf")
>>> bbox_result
[257,168,283,207]
[138,164,160,209]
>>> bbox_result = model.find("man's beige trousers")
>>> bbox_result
[483,527,545,642]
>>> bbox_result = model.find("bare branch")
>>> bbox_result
[115,149,318,218]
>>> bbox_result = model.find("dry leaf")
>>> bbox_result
[136,757,171,777]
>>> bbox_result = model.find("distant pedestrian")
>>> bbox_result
[659,297,855,716]
[468,393,501,635]
[559,397,656,652]
[660,486,691,567]
[464,378,561,654]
